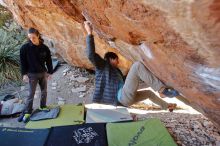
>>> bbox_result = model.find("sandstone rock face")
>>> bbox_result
[2,0,220,129]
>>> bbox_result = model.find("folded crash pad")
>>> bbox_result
[106,118,177,146]
[26,104,84,129]
[30,107,60,121]
[46,123,107,146]
[86,107,132,123]
[0,127,50,146]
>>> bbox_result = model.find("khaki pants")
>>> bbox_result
[119,62,169,109]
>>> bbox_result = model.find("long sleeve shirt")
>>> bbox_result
[20,41,53,76]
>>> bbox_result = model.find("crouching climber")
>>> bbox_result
[84,21,179,111]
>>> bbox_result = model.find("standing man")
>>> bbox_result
[18,28,53,123]
[84,21,179,111]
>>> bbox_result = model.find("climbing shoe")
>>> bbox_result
[17,114,24,122]
[39,106,50,112]
[160,87,179,98]
[22,114,30,123]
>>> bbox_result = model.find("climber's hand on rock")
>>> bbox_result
[84,21,92,35]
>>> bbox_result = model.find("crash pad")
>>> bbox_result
[86,107,132,123]
[106,118,177,146]
[30,106,60,121]
[52,58,59,71]
[0,127,49,146]
[46,123,107,146]
[25,104,84,129]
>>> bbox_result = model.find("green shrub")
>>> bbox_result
[0,28,26,85]
[0,5,12,28]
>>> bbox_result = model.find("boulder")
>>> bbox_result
[2,0,220,129]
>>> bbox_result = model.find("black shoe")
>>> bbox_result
[17,114,24,122]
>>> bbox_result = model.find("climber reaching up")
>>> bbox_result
[84,21,179,111]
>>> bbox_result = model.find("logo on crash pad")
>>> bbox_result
[73,127,98,144]
[128,126,145,146]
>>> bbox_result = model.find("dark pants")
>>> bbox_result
[24,72,48,114]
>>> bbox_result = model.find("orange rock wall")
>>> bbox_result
[2,0,220,129]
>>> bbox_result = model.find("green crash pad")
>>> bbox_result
[106,118,177,146]
[25,104,84,129]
